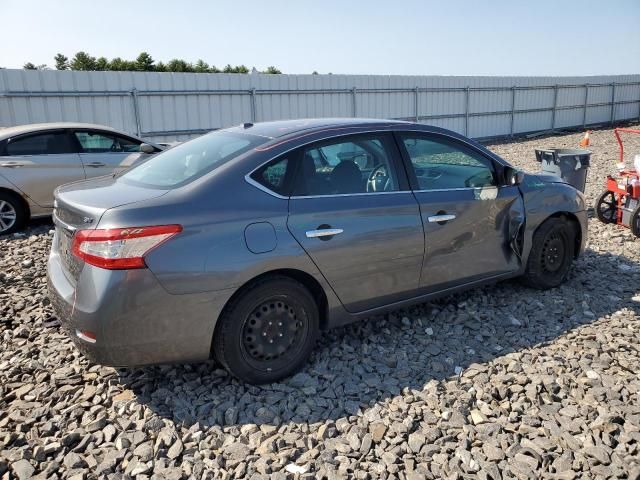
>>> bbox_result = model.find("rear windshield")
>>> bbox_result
[119,131,267,188]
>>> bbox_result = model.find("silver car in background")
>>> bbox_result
[0,123,162,234]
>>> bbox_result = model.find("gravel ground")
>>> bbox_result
[1,125,640,480]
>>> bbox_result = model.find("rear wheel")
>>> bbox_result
[522,217,576,289]
[595,190,617,224]
[213,276,319,384]
[0,191,26,235]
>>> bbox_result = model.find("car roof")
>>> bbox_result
[0,122,142,141]
[224,118,411,139]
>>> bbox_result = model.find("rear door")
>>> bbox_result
[397,132,524,292]
[72,130,145,178]
[283,132,425,312]
[0,130,84,207]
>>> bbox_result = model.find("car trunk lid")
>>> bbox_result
[52,176,169,281]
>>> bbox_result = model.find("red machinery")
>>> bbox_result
[595,128,640,236]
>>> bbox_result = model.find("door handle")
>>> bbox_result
[305,228,343,239]
[85,162,106,167]
[0,161,25,168]
[428,214,456,223]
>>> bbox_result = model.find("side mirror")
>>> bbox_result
[505,166,525,186]
[140,143,155,154]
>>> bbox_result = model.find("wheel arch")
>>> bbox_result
[536,211,582,259]
[212,268,330,350]
[0,187,30,223]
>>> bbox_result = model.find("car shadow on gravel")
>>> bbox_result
[114,247,640,429]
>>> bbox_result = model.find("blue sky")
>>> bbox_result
[2,0,639,76]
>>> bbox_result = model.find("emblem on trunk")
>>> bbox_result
[83,217,94,224]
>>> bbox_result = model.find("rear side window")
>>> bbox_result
[120,131,266,188]
[74,131,141,153]
[292,135,400,196]
[251,157,291,196]
[5,132,74,156]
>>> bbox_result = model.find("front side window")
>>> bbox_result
[5,132,74,156]
[74,131,141,153]
[292,135,399,196]
[401,135,496,190]
[120,131,266,188]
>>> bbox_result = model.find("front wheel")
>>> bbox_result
[213,276,319,384]
[522,217,576,290]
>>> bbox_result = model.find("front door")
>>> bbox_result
[285,133,425,312]
[397,132,524,292]
[72,130,144,178]
[0,130,84,208]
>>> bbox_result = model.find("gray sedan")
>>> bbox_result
[0,123,162,234]
[47,119,587,384]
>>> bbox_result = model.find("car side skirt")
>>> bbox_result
[326,270,520,328]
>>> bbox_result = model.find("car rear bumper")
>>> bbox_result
[47,248,233,367]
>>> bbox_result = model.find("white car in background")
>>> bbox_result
[0,123,162,234]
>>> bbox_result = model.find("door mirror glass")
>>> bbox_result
[140,143,155,154]
[505,166,525,185]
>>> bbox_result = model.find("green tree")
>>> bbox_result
[194,59,210,73]
[236,65,249,74]
[54,53,69,70]
[95,57,109,71]
[263,66,282,74]
[155,61,167,72]
[135,52,155,71]
[108,57,135,71]
[70,51,97,71]
[23,62,37,70]
[166,59,193,72]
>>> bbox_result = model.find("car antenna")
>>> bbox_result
[242,122,254,129]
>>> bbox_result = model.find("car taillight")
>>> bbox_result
[71,225,182,270]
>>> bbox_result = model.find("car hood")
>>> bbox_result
[54,176,169,229]
[524,172,568,185]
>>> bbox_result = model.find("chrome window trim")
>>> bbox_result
[244,174,289,200]
[413,185,506,193]
[244,126,510,199]
[291,191,412,200]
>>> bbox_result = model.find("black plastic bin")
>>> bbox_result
[534,148,591,192]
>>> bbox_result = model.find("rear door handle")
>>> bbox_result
[0,161,25,168]
[85,162,106,167]
[428,214,456,223]
[305,228,343,238]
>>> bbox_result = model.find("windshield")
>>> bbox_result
[119,131,267,188]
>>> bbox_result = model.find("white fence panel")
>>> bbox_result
[1,69,639,142]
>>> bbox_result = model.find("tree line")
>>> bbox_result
[22,52,282,74]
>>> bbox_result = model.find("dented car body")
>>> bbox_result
[47,119,587,383]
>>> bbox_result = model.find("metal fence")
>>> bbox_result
[1,69,639,142]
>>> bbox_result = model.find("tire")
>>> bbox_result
[631,205,640,238]
[522,217,576,290]
[595,190,617,224]
[0,191,27,235]
[213,276,319,384]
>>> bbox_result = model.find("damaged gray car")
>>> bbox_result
[47,119,587,384]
